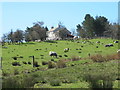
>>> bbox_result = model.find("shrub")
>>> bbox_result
[42,61,48,65]
[12,57,17,60]
[12,61,21,66]
[19,56,23,58]
[48,61,56,69]
[90,54,106,62]
[57,60,66,68]
[90,53,120,63]
[2,71,9,76]
[23,61,27,64]
[51,59,54,61]
[59,55,62,57]
[33,61,39,67]
[28,61,31,64]
[71,56,81,61]
[13,69,19,75]
[105,53,120,60]
[50,79,61,86]
[2,77,21,88]
[64,54,68,57]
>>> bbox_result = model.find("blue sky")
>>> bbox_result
[0,2,118,38]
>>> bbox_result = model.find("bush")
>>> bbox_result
[90,53,120,63]
[12,61,21,66]
[64,54,68,57]
[2,77,21,88]
[57,60,66,68]
[50,79,61,86]
[48,61,56,69]
[71,56,81,61]
[33,61,39,67]
[28,61,31,64]
[90,54,106,62]
[12,57,17,60]
[42,61,48,65]
[13,69,19,75]
[23,61,27,64]
[2,71,9,76]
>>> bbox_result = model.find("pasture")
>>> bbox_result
[1,38,120,88]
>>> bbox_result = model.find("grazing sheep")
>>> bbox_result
[49,51,57,58]
[114,41,119,43]
[105,43,113,47]
[64,48,69,52]
[117,49,120,53]
[105,44,110,47]
[96,41,100,43]
[109,43,113,47]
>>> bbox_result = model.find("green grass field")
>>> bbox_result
[1,38,120,88]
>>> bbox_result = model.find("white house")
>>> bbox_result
[46,25,73,40]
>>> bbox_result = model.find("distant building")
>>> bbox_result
[46,25,74,40]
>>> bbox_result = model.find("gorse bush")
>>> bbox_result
[90,53,120,62]
[12,61,21,66]
[42,61,48,65]
[33,61,39,67]
[13,69,19,75]
[48,61,56,69]
[71,56,81,61]
[56,60,66,68]
[22,61,27,64]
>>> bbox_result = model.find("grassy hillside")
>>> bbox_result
[2,38,120,88]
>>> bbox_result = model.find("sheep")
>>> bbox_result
[49,51,57,58]
[96,41,100,43]
[105,44,110,47]
[64,48,69,52]
[104,43,113,47]
[109,43,113,47]
[117,49,120,53]
[114,41,119,43]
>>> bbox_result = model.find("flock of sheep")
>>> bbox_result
[49,40,119,58]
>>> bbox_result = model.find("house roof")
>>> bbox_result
[48,27,60,32]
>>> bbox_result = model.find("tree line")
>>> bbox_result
[2,21,49,43]
[76,14,120,39]
[1,14,120,44]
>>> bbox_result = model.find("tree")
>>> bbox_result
[24,21,47,41]
[76,24,87,38]
[82,14,95,38]
[13,30,24,43]
[7,29,14,43]
[94,16,109,37]
[1,34,7,45]
[104,23,120,39]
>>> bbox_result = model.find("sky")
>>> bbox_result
[0,1,119,38]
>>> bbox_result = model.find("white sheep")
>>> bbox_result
[114,41,119,43]
[96,41,100,43]
[49,51,57,58]
[64,48,69,52]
